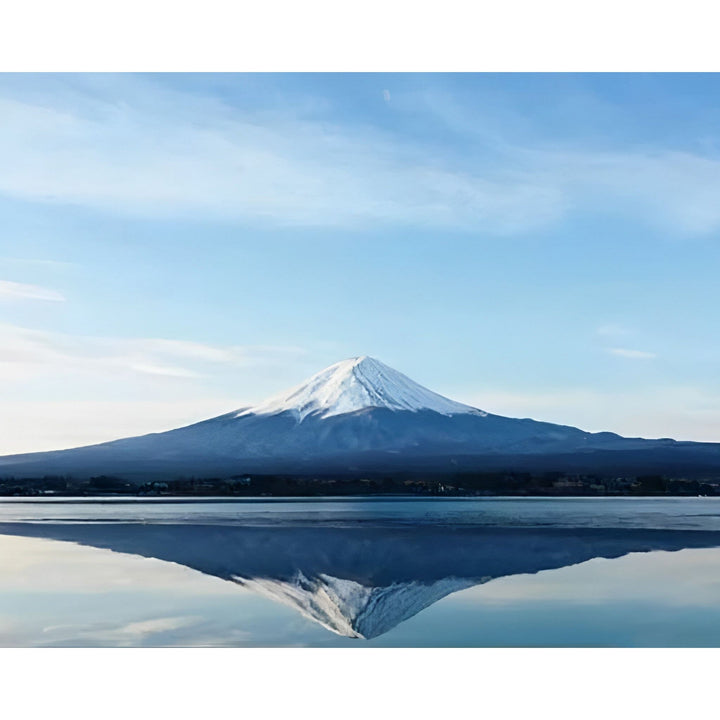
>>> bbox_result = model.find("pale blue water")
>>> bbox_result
[2,497,720,647]
[3,495,720,528]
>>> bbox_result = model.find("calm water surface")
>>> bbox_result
[2,496,720,647]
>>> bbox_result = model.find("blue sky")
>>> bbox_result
[3,72,720,452]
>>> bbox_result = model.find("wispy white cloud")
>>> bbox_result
[524,146,720,236]
[413,85,720,236]
[0,87,562,235]
[97,616,202,639]
[127,362,202,379]
[596,323,631,337]
[0,280,65,302]
[0,257,76,269]
[0,323,304,384]
[39,616,204,645]
[3,76,719,235]
[607,347,656,360]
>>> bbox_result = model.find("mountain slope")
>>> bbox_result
[2,355,720,479]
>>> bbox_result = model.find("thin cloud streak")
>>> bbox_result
[0,258,76,268]
[128,363,202,379]
[607,347,657,359]
[596,324,631,337]
[90,616,202,640]
[0,280,65,302]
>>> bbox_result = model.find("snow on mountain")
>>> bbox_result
[236,355,486,421]
[232,571,478,639]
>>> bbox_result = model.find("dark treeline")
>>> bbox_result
[1,471,719,497]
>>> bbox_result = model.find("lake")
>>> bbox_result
[2,496,720,647]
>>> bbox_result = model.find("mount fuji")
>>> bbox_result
[2,355,720,480]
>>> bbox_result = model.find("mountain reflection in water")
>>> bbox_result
[2,521,720,639]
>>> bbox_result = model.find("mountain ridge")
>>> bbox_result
[2,356,720,480]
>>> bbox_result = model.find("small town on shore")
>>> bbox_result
[2,471,719,497]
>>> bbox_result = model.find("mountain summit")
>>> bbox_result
[2,355,720,480]
[237,355,486,421]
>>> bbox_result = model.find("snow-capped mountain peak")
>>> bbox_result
[236,355,486,421]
